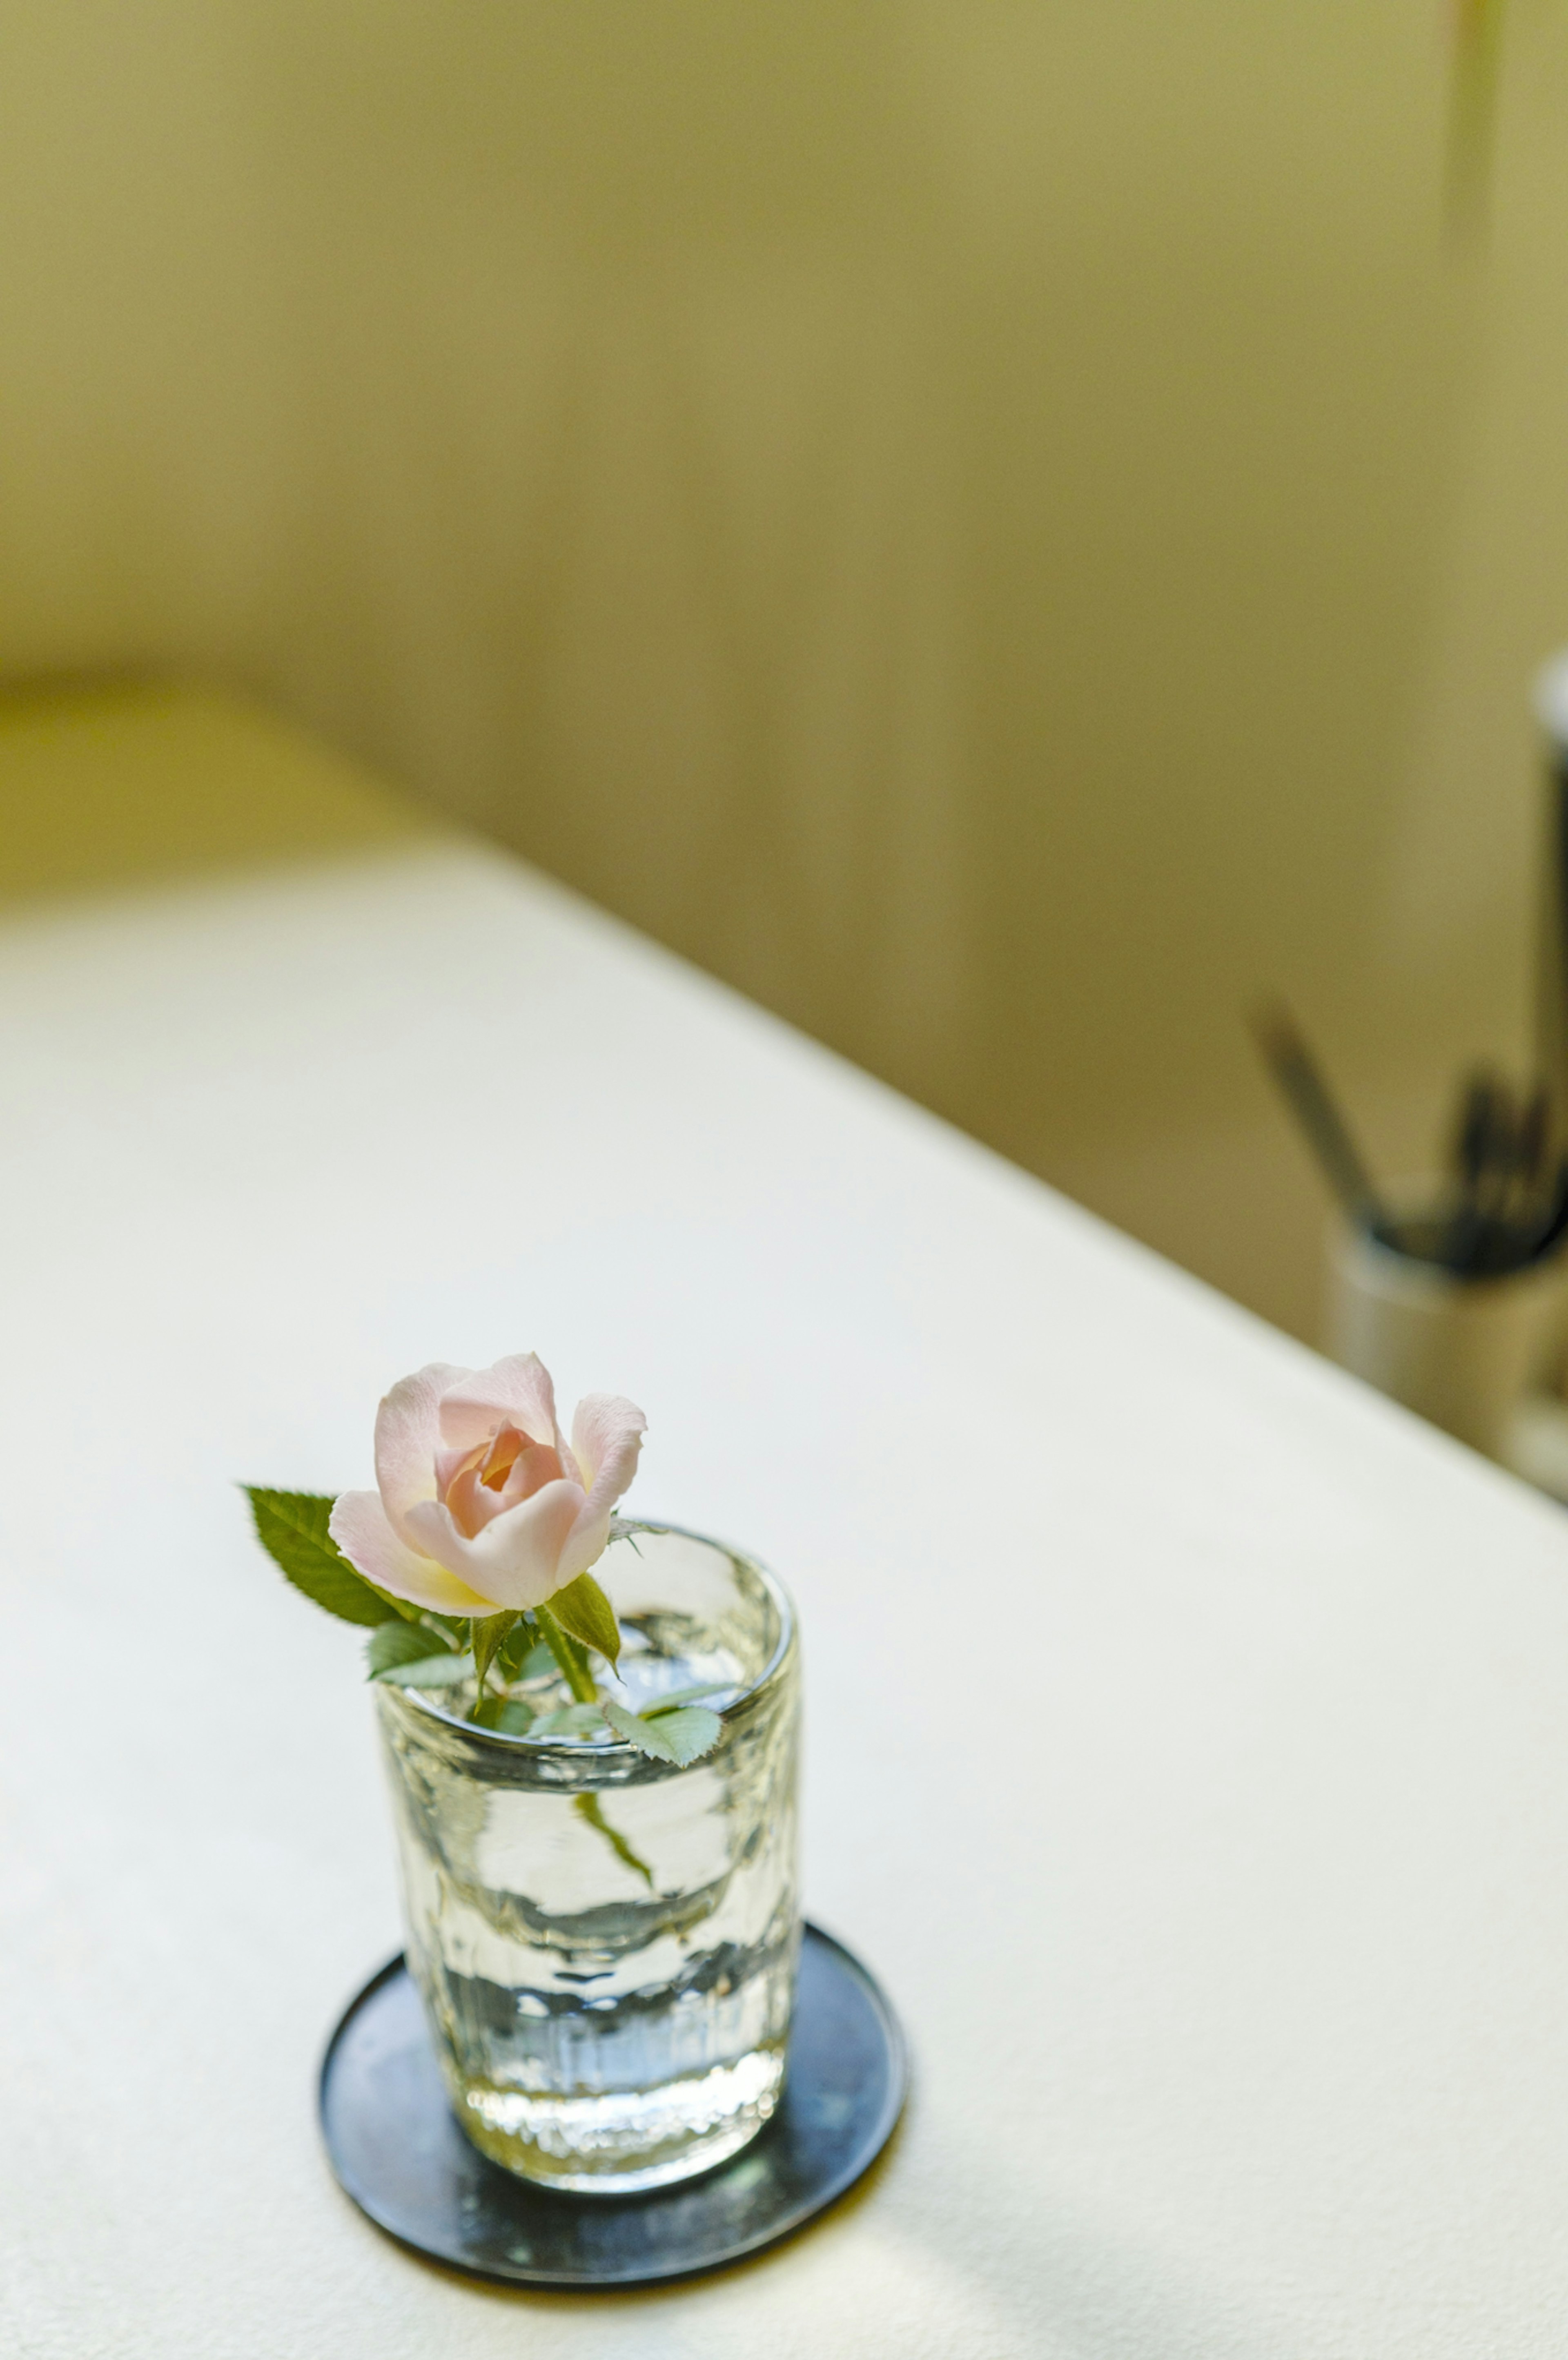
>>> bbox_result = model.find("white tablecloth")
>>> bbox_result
[4,773,1568,2356]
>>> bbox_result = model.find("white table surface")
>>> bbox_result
[5,741,1568,2356]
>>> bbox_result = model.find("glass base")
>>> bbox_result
[320,1931,907,2281]
[452,2046,786,2193]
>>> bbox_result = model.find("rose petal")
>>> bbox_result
[329,1489,497,1616]
[557,1499,615,1584]
[433,1440,486,1503]
[405,1480,588,1612]
[374,1363,470,1546]
[443,1437,566,1539]
[486,1429,567,1504]
[570,1393,647,1512]
[438,1353,562,1454]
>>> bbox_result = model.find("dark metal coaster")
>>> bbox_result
[319,1922,907,2289]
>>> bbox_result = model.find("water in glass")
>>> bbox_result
[376,1525,799,2193]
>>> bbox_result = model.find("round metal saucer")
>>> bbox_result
[319,1923,906,2289]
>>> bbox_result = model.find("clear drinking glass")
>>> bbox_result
[375,1523,800,2194]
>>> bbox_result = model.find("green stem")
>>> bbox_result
[573,1793,654,1889]
[534,1603,597,1703]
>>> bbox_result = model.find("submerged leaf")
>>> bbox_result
[471,1695,537,1736]
[644,1682,729,1715]
[603,1698,673,1758]
[641,1706,722,1764]
[549,1572,622,1670]
[245,1488,392,1628]
[603,1698,722,1766]
[531,1702,611,1738]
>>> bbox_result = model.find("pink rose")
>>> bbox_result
[329,1354,646,1617]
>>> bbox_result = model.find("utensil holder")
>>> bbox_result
[1327,1212,1567,1461]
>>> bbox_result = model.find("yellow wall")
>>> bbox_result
[2,3,1567,1337]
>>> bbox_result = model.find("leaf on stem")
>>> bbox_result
[365,1620,457,1678]
[496,1619,548,1683]
[470,1611,519,1698]
[375,1652,477,1689]
[602,1698,722,1766]
[549,1572,622,1670]
[244,1488,397,1628]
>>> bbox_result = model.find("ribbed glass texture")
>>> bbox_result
[376,1525,800,2194]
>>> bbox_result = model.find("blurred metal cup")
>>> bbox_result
[1533,651,1568,1137]
[1327,1202,1567,1462]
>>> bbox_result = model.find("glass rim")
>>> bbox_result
[379,1519,797,1758]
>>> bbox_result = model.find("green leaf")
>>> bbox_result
[549,1572,621,1670]
[647,1707,723,1763]
[471,1695,536,1735]
[376,1652,477,1689]
[531,1702,610,1738]
[470,1611,519,1698]
[421,1611,469,1649]
[244,1488,393,1628]
[496,1619,547,1683]
[644,1682,729,1715]
[602,1698,671,1758]
[603,1698,722,1766]
[365,1620,456,1678]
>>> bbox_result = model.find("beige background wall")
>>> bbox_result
[3,2,1568,1339]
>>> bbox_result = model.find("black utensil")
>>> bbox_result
[1518,1157,1568,1269]
[1447,1070,1513,1273]
[1505,1083,1552,1243]
[1446,1073,1490,1270]
[1253,1006,1391,1234]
